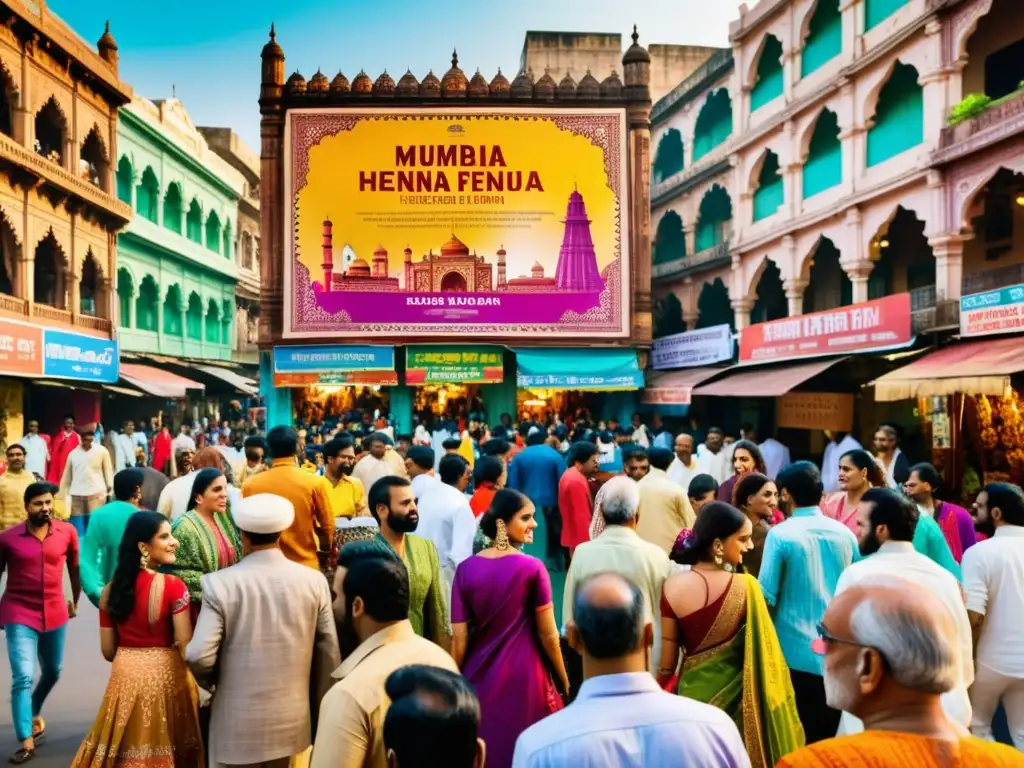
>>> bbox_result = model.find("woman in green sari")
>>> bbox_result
[658,501,804,768]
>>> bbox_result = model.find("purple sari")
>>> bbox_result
[452,554,562,768]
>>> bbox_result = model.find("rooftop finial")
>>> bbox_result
[452,49,459,68]
[172,83,176,98]
[632,25,639,45]
[269,22,276,41]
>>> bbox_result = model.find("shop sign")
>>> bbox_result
[776,392,854,432]
[405,346,504,384]
[273,344,395,373]
[651,325,733,370]
[641,387,692,406]
[0,319,42,377]
[740,293,912,363]
[42,329,118,383]
[283,107,630,340]
[960,284,1024,338]
[272,370,399,388]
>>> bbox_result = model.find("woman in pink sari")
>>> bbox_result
[820,449,886,533]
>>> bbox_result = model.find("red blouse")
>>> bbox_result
[99,570,191,648]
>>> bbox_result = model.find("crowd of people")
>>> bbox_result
[0,411,1022,767]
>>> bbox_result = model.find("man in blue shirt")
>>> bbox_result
[512,572,746,768]
[507,428,566,570]
[759,460,859,745]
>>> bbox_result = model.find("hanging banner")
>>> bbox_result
[960,284,1024,338]
[272,344,397,387]
[405,346,504,384]
[740,293,912,363]
[776,392,854,432]
[651,325,733,370]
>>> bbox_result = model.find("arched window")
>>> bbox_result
[696,278,734,330]
[750,36,784,112]
[117,268,133,328]
[693,89,733,163]
[0,69,14,138]
[653,129,684,183]
[695,185,733,252]
[802,0,842,77]
[205,299,221,344]
[803,109,842,199]
[654,211,686,265]
[654,293,686,338]
[751,259,788,324]
[205,212,221,254]
[752,151,783,222]
[116,156,133,205]
[867,62,923,167]
[136,167,159,223]
[221,299,232,345]
[0,212,17,296]
[136,276,159,332]
[803,238,852,313]
[242,232,254,270]
[79,127,108,190]
[186,292,203,341]
[34,97,66,165]
[33,231,65,307]
[865,0,909,31]
[222,220,232,260]
[163,183,183,234]
[80,253,99,316]
[163,284,183,336]
[186,200,203,244]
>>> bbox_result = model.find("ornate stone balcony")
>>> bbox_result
[0,293,113,336]
[652,239,732,282]
[934,89,1024,166]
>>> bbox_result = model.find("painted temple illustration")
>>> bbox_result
[315,188,605,294]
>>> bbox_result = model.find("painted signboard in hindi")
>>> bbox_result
[283,108,630,338]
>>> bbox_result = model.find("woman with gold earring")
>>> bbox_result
[657,502,804,768]
[450,489,569,768]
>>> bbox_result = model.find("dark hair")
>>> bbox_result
[338,537,402,569]
[368,476,411,522]
[266,425,298,459]
[24,481,57,506]
[473,455,504,486]
[573,573,645,659]
[187,468,225,511]
[406,445,435,471]
[673,501,748,566]
[342,556,410,622]
[776,461,823,507]
[647,447,674,472]
[6,443,24,456]
[113,468,145,503]
[383,666,481,768]
[688,473,719,500]
[441,438,463,451]
[841,449,886,488]
[526,429,547,446]
[439,454,469,486]
[621,445,649,465]
[480,438,511,457]
[365,432,389,449]
[731,439,767,474]
[909,462,941,489]
[480,488,528,540]
[733,472,773,510]
[861,487,918,542]
[707,426,725,437]
[106,511,169,622]
[243,436,266,463]
[985,482,1024,527]
[568,441,599,467]
[323,435,355,461]
[876,423,902,441]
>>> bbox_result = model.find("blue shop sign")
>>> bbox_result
[273,345,395,373]
[43,329,118,383]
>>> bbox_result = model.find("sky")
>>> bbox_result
[50,0,745,151]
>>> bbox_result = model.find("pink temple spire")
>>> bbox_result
[554,189,603,292]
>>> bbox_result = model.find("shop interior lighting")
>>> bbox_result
[879,239,890,248]
[1016,193,1024,207]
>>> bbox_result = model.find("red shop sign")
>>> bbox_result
[739,293,913,364]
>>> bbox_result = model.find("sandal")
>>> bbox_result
[29,729,43,745]
[8,748,34,764]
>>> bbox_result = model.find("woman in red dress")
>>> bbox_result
[74,511,203,766]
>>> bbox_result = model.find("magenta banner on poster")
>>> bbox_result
[283,107,630,339]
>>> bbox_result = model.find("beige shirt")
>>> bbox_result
[635,467,695,554]
[311,620,458,768]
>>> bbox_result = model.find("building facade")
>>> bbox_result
[650,0,1023,338]
[115,97,244,362]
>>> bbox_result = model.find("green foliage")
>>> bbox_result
[947,93,993,125]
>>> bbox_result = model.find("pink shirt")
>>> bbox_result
[0,520,79,632]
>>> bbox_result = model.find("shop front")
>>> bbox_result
[641,324,734,421]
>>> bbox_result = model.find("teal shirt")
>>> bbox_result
[913,514,961,581]
[81,500,140,606]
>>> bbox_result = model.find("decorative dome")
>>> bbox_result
[600,69,623,97]
[308,69,329,94]
[468,69,489,98]
[403,246,413,256]
[373,244,388,257]
[420,70,441,98]
[397,70,419,96]
[348,258,371,277]
[510,69,533,98]
[497,245,507,256]
[97,20,118,53]
[285,71,307,95]
[441,50,467,97]
[557,70,577,98]
[622,25,651,65]
[351,70,373,95]
[373,70,396,96]
[261,23,283,59]
[489,69,510,95]
[439,234,470,258]
[330,71,350,93]
[531,261,545,278]
[577,69,600,98]
[534,68,557,98]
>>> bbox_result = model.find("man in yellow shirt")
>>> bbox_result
[324,435,366,520]
[0,444,35,530]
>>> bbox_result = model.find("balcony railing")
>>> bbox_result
[33,304,72,326]
[652,239,732,281]
[75,314,112,334]
[963,262,1024,296]
[934,89,1024,165]
[0,294,27,316]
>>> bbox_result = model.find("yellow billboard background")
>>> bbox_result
[295,113,620,284]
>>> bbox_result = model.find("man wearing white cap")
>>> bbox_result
[187,493,341,768]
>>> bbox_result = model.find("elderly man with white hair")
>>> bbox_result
[562,476,671,678]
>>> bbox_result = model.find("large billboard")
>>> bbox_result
[283,108,630,339]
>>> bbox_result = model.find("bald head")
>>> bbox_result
[572,573,644,660]
[674,433,694,461]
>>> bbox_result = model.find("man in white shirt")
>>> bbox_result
[964,482,1024,748]
[353,433,406,491]
[19,420,49,478]
[173,424,196,455]
[667,433,698,492]
[834,487,973,733]
[695,427,731,485]
[821,431,862,493]
[113,420,141,471]
[58,428,113,536]
[414,453,476,592]
[404,445,439,501]
[759,435,791,480]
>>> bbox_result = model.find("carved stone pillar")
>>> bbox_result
[731,298,753,332]
[845,260,874,304]
[684,224,696,259]
[784,278,808,317]
[67,268,79,314]
[630,117,653,344]
[929,234,967,302]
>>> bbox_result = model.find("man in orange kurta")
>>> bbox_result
[777,579,1021,768]
[557,442,600,557]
